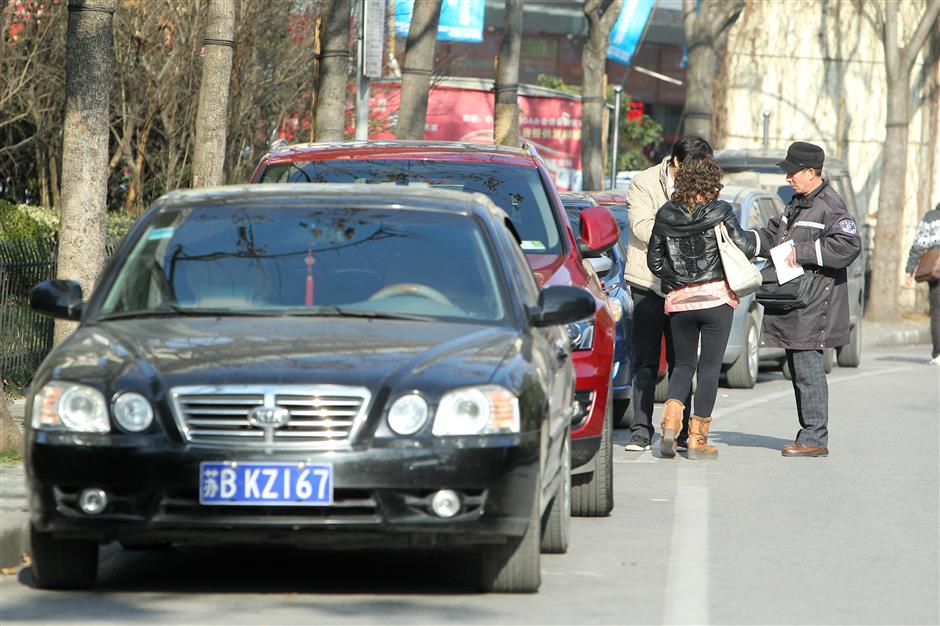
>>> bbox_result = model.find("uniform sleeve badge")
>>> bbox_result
[839,219,857,234]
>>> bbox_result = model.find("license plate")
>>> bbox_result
[199,462,333,506]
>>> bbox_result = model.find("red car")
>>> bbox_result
[251,141,619,517]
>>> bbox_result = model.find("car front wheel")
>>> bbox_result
[540,433,571,554]
[725,314,760,389]
[837,322,862,367]
[30,526,98,590]
[479,485,541,593]
[571,392,613,517]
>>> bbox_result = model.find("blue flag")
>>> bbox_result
[607,0,655,66]
[395,0,485,43]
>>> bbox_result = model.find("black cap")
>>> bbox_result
[777,141,825,174]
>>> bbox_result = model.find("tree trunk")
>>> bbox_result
[49,153,60,210]
[867,0,940,321]
[580,0,621,192]
[0,401,22,456]
[494,0,523,146]
[868,79,909,321]
[396,0,442,140]
[315,0,350,142]
[192,0,235,188]
[55,0,116,345]
[680,0,744,142]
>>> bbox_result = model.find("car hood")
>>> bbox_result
[43,317,520,393]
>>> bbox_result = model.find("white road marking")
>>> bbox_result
[662,466,709,625]
[718,365,911,418]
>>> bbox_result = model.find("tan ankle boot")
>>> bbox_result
[687,416,718,460]
[660,399,684,458]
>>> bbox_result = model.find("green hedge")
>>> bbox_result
[0,201,135,241]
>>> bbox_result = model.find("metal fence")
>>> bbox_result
[0,236,121,391]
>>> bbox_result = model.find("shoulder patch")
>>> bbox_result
[839,219,857,234]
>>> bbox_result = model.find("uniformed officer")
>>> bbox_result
[755,141,861,457]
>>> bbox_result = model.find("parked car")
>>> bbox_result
[251,140,619,517]
[717,149,865,369]
[25,185,595,593]
[560,192,634,427]
[718,185,778,388]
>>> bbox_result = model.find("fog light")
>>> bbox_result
[78,488,108,515]
[430,489,461,518]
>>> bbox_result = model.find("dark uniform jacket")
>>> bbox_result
[647,199,758,294]
[756,181,861,350]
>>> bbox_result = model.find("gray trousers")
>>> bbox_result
[785,349,828,448]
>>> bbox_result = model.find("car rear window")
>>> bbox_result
[99,205,507,323]
[260,159,563,254]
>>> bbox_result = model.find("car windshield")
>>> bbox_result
[722,170,795,205]
[98,205,507,323]
[260,159,562,254]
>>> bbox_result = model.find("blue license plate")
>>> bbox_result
[199,462,333,506]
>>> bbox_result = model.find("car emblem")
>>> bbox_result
[248,406,291,429]
[248,406,291,446]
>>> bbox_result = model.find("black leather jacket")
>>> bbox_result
[647,199,758,294]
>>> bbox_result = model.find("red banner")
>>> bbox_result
[369,83,582,191]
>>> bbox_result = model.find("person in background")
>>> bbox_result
[622,136,713,452]
[904,202,940,365]
[647,157,757,459]
[753,141,861,457]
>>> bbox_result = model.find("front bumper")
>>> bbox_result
[27,431,540,548]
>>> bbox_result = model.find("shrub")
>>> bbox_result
[0,203,135,241]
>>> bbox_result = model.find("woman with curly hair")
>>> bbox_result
[646,157,758,459]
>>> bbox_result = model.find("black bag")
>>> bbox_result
[756,265,817,313]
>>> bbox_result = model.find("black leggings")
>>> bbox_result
[666,305,734,417]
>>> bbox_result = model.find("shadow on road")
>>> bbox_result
[709,431,791,450]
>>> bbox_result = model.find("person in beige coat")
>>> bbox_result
[623,136,713,452]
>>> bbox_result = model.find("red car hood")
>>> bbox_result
[527,253,574,289]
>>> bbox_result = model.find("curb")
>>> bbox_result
[863,326,931,349]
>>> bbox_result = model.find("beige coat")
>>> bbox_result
[625,157,671,294]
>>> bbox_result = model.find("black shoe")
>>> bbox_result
[677,437,688,450]
[624,434,651,451]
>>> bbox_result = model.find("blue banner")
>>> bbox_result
[394,0,485,43]
[607,0,655,66]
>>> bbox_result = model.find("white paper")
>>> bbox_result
[770,240,804,284]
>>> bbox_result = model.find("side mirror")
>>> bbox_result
[531,285,595,327]
[578,206,618,255]
[30,279,84,321]
[587,255,613,278]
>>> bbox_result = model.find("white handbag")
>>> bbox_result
[714,222,761,297]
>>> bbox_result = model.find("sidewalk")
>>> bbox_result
[0,318,933,568]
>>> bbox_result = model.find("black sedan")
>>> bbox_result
[25,184,595,593]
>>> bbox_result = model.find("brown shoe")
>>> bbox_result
[686,416,717,460]
[660,399,684,458]
[782,443,829,457]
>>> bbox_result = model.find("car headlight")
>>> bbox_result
[32,382,109,433]
[432,385,520,436]
[387,393,429,435]
[566,320,595,351]
[112,392,154,432]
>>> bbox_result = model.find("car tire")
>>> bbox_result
[823,347,834,373]
[654,375,669,403]
[837,322,862,367]
[30,526,98,590]
[479,484,541,593]
[540,433,571,554]
[781,358,792,380]
[571,392,613,517]
[725,314,759,389]
[612,397,632,429]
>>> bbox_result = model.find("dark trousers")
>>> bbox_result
[628,287,691,442]
[667,305,734,418]
[929,280,940,358]
[785,349,829,448]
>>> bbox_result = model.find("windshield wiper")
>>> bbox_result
[98,305,281,321]
[282,306,435,322]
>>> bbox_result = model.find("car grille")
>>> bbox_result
[169,385,372,449]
